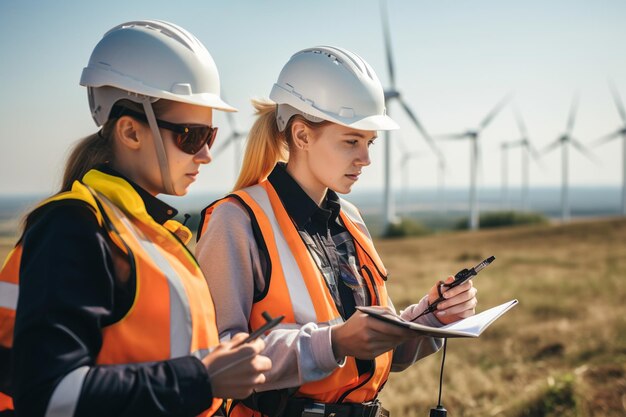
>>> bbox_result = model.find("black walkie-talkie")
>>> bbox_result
[414,256,495,321]
[427,256,496,417]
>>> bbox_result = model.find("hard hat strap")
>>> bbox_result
[276,104,325,132]
[141,99,175,195]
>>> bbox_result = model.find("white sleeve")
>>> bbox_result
[195,201,341,391]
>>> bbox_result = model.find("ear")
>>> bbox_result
[291,120,310,150]
[114,116,143,151]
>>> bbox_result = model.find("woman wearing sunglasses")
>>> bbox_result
[195,46,478,416]
[0,21,270,417]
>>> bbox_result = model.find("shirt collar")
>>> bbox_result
[97,164,178,224]
[267,163,341,229]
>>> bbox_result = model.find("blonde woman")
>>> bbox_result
[196,46,477,416]
[0,21,270,417]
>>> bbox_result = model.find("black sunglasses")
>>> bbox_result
[114,107,218,155]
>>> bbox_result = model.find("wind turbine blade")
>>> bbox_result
[404,151,423,167]
[565,92,580,135]
[436,133,468,140]
[478,93,512,132]
[400,154,409,169]
[608,78,626,125]
[220,92,238,131]
[570,138,598,163]
[395,136,408,154]
[225,110,237,131]
[380,0,396,89]
[398,97,440,155]
[542,139,562,155]
[513,102,529,139]
[438,155,447,172]
[212,133,235,157]
[593,130,621,147]
[505,139,525,148]
[528,141,542,162]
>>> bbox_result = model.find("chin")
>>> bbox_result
[171,184,190,196]
[333,185,353,195]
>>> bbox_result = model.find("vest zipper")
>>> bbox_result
[360,265,381,305]
[337,364,375,403]
[352,238,387,281]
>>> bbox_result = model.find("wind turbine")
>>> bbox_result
[437,94,512,230]
[500,104,541,212]
[500,141,513,210]
[594,80,626,216]
[211,110,247,178]
[396,138,424,212]
[379,0,443,231]
[542,94,596,223]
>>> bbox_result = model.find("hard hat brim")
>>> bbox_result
[270,84,398,131]
[81,67,237,112]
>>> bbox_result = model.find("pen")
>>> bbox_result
[231,311,284,348]
[209,312,283,378]
[413,256,495,320]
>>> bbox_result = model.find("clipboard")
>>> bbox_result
[356,299,518,338]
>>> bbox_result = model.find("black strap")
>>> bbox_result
[229,389,290,417]
[282,399,389,417]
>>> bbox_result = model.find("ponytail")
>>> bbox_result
[22,121,115,230]
[60,99,153,192]
[233,99,331,191]
[233,99,287,191]
[22,99,165,230]
[60,121,115,192]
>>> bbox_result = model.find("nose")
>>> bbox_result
[355,144,371,167]
[194,143,212,165]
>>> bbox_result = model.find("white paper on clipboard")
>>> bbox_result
[357,299,518,338]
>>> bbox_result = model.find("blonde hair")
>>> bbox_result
[60,123,116,192]
[23,99,174,230]
[60,99,170,192]
[233,99,330,191]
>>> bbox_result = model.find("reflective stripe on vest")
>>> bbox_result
[245,185,337,325]
[0,170,221,416]
[100,196,194,357]
[0,282,18,310]
[338,197,371,240]
[206,181,391,413]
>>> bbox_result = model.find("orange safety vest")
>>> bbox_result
[199,180,392,416]
[0,169,221,416]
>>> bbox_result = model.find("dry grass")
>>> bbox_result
[376,218,626,417]
[2,218,625,416]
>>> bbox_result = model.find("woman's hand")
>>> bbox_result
[202,333,272,399]
[427,276,478,324]
[330,310,415,360]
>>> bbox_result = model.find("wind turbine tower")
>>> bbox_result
[379,0,442,231]
[542,94,595,222]
[437,94,512,230]
[502,104,541,212]
[211,110,247,179]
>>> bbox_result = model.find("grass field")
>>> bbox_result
[375,218,626,417]
[1,218,625,416]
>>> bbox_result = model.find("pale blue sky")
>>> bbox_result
[1,0,625,195]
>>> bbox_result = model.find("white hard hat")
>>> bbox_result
[80,19,236,126]
[270,46,398,132]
